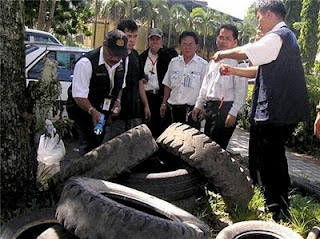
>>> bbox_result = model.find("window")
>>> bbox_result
[27,51,85,82]
[25,32,60,44]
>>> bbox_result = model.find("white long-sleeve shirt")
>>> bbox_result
[195,58,248,117]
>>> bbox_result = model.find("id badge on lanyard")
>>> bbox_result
[102,98,112,111]
[102,66,116,111]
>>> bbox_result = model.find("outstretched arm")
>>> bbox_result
[213,47,248,62]
[219,64,258,78]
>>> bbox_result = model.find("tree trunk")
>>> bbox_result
[0,0,37,208]
[167,21,172,48]
[93,0,98,48]
[37,0,47,31]
[44,0,56,32]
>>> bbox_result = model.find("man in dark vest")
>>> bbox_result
[67,29,128,155]
[139,28,178,138]
[213,0,309,221]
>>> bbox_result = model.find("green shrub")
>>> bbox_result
[287,73,320,157]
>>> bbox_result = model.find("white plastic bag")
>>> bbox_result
[37,119,66,190]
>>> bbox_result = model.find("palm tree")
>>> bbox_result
[236,3,258,45]
[190,7,218,57]
[153,0,170,29]
[100,0,128,24]
[133,0,158,28]
[167,3,190,47]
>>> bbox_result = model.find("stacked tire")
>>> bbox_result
[156,123,254,209]
[114,152,201,212]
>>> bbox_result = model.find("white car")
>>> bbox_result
[26,44,91,117]
[25,28,63,45]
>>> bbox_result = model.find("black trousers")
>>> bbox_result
[145,91,162,138]
[74,112,106,156]
[249,122,296,210]
[204,101,236,149]
[162,104,200,131]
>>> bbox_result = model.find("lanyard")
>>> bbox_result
[148,55,157,66]
[148,55,157,73]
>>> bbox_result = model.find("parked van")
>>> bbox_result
[25,28,63,45]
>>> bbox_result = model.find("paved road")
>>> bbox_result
[227,127,320,185]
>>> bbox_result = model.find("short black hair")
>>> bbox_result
[117,20,138,32]
[179,31,199,45]
[258,0,286,19]
[216,24,239,40]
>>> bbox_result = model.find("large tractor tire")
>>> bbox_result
[56,177,210,239]
[50,124,158,196]
[156,123,253,208]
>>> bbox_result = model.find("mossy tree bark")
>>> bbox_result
[0,0,37,208]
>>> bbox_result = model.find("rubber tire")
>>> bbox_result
[291,177,320,201]
[116,168,199,201]
[56,177,210,239]
[50,124,158,195]
[112,155,200,202]
[0,208,57,239]
[216,220,303,239]
[171,195,198,213]
[307,223,320,239]
[156,122,253,208]
[37,225,78,239]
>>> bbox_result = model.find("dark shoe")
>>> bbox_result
[272,208,290,222]
[267,203,290,222]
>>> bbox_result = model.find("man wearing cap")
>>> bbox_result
[140,28,178,138]
[67,29,128,155]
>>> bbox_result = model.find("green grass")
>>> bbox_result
[195,186,320,238]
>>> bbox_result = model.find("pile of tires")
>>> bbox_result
[1,123,308,239]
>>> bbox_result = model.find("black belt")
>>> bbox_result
[168,104,194,110]
[146,89,159,95]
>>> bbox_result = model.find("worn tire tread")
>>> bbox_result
[156,123,253,208]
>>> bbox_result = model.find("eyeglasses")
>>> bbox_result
[180,43,196,47]
[217,36,234,41]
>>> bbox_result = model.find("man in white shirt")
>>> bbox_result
[67,29,128,155]
[161,31,208,130]
[192,24,248,149]
[213,0,309,221]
